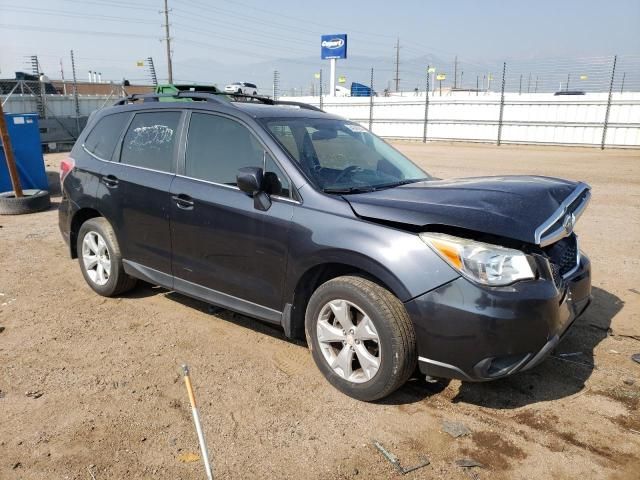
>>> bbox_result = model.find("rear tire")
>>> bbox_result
[305,275,416,401]
[77,217,137,297]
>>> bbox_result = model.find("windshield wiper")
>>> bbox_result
[323,178,429,195]
[371,178,429,190]
[322,186,375,194]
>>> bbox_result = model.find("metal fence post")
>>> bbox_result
[368,67,374,131]
[272,70,280,101]
[601,55,617,150]
[423,65,430,142]
[319,69,323,110]
[497,62,506,146]
[519,74,522,95]
[70,50,80,136]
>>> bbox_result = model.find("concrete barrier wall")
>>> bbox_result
[282,92,640,148]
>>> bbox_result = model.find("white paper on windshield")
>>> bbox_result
[344,123,367,133]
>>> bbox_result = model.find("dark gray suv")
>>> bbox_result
[59,92,592,401]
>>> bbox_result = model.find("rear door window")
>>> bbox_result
[120,111,181,172]
[84,112,130,160]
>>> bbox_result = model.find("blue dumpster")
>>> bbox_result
[0,113,48,192]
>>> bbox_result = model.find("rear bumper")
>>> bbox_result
[406,254,592,382]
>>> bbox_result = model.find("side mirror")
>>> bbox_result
[237,167,263,196]
[236,166,272,211]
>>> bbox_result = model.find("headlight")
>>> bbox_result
[419,232,535,286]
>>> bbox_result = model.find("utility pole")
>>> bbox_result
[453,55,458,89]
[393,37,400,92]
[162,0,173,84]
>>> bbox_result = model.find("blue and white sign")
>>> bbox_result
[321,34,347,60]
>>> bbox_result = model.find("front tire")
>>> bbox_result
[305,276,416,401]
[77,217,136,297]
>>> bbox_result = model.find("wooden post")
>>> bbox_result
[0,100,23,197]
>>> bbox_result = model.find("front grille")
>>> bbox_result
[543,234,578,287]
[536,184,591,247]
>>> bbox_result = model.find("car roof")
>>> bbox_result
[98,98,339,123]
[233,102,337,119]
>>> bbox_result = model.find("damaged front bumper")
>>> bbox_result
[406,253,592,382]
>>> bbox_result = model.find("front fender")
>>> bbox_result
[284,206,460,303]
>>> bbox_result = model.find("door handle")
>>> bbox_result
[102,175,119,188]
[172,193,194,210]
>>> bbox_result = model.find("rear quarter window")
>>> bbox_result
[83,112,130,160]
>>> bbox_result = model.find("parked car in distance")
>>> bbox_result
[59,91,592,401]
[334,85,350,96]
[224,82,258,95]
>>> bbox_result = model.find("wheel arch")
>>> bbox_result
[69,207,104,258]
[285,260,408,340]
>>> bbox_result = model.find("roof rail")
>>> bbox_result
[273,100,323,112]
[113,91,323,112]
[112,92,229,106]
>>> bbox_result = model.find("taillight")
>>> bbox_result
[60,157,75,186]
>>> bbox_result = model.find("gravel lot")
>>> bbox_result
[1,142,639,479]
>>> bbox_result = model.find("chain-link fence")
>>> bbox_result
[277,54,640,97]
[277,54,640,148]
[2,54,639,149]
[1,75,149,150]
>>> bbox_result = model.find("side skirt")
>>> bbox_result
[123,259,283,326]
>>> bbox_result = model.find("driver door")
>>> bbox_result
[169,112,295,315]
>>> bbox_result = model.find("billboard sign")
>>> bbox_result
[321,34,347,59]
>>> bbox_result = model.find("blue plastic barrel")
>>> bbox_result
[0,113,49,192]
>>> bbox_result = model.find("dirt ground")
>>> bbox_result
[1,142,639,480]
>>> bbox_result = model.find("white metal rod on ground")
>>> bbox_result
[182,364,214,480]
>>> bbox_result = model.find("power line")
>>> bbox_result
[0,23,157,40]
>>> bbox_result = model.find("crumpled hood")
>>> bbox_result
[345,175,586,244]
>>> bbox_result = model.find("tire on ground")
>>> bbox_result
[0,189,50,215]
[305,275,417,401]
[77,217,137,297]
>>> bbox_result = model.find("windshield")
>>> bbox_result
[262,118,430,193]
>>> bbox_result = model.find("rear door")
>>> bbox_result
[169,111,294,314]
[98,110,183,277]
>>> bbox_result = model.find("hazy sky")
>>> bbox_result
[1,0,639,85]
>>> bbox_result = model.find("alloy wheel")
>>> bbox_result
[81,231,111,286]
[316,299,381,383]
